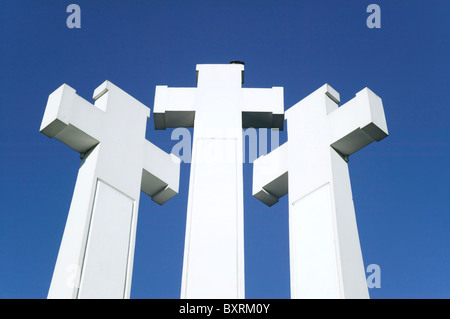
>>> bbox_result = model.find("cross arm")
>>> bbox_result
[328,87,388,157]
[242,87,284,129]
[40,83,106,153]
[153,85,197,130]
[252,142,289,207]
[141,141,181,205]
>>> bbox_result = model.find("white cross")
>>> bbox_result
[253,84,388,298]
[153,63,284,298]
[40,81,180,299]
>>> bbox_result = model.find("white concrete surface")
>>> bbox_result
[253,84,388,298]
[154,63,284,298]
[40,81,180,299]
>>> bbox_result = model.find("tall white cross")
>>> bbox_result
[40,81,180,299]
[153,63,284,298]
[253,84,388,298]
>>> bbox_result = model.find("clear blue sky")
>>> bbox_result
[0,0,449,299]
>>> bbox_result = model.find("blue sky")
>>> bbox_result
[0,0,449,299]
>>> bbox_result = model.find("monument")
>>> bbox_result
[253,84,388,298]
[153,63,284,298]
[40,81,180,298]
[41,67,387,299]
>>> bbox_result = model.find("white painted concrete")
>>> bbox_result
[40,81,180,299]
[253,84,388,298]
[154,63,284,298]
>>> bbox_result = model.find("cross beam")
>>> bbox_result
[154,63,283,298]
[41,81,180,298]
[253,84,388,298]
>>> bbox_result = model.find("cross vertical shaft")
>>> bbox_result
[183,65,245,298]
